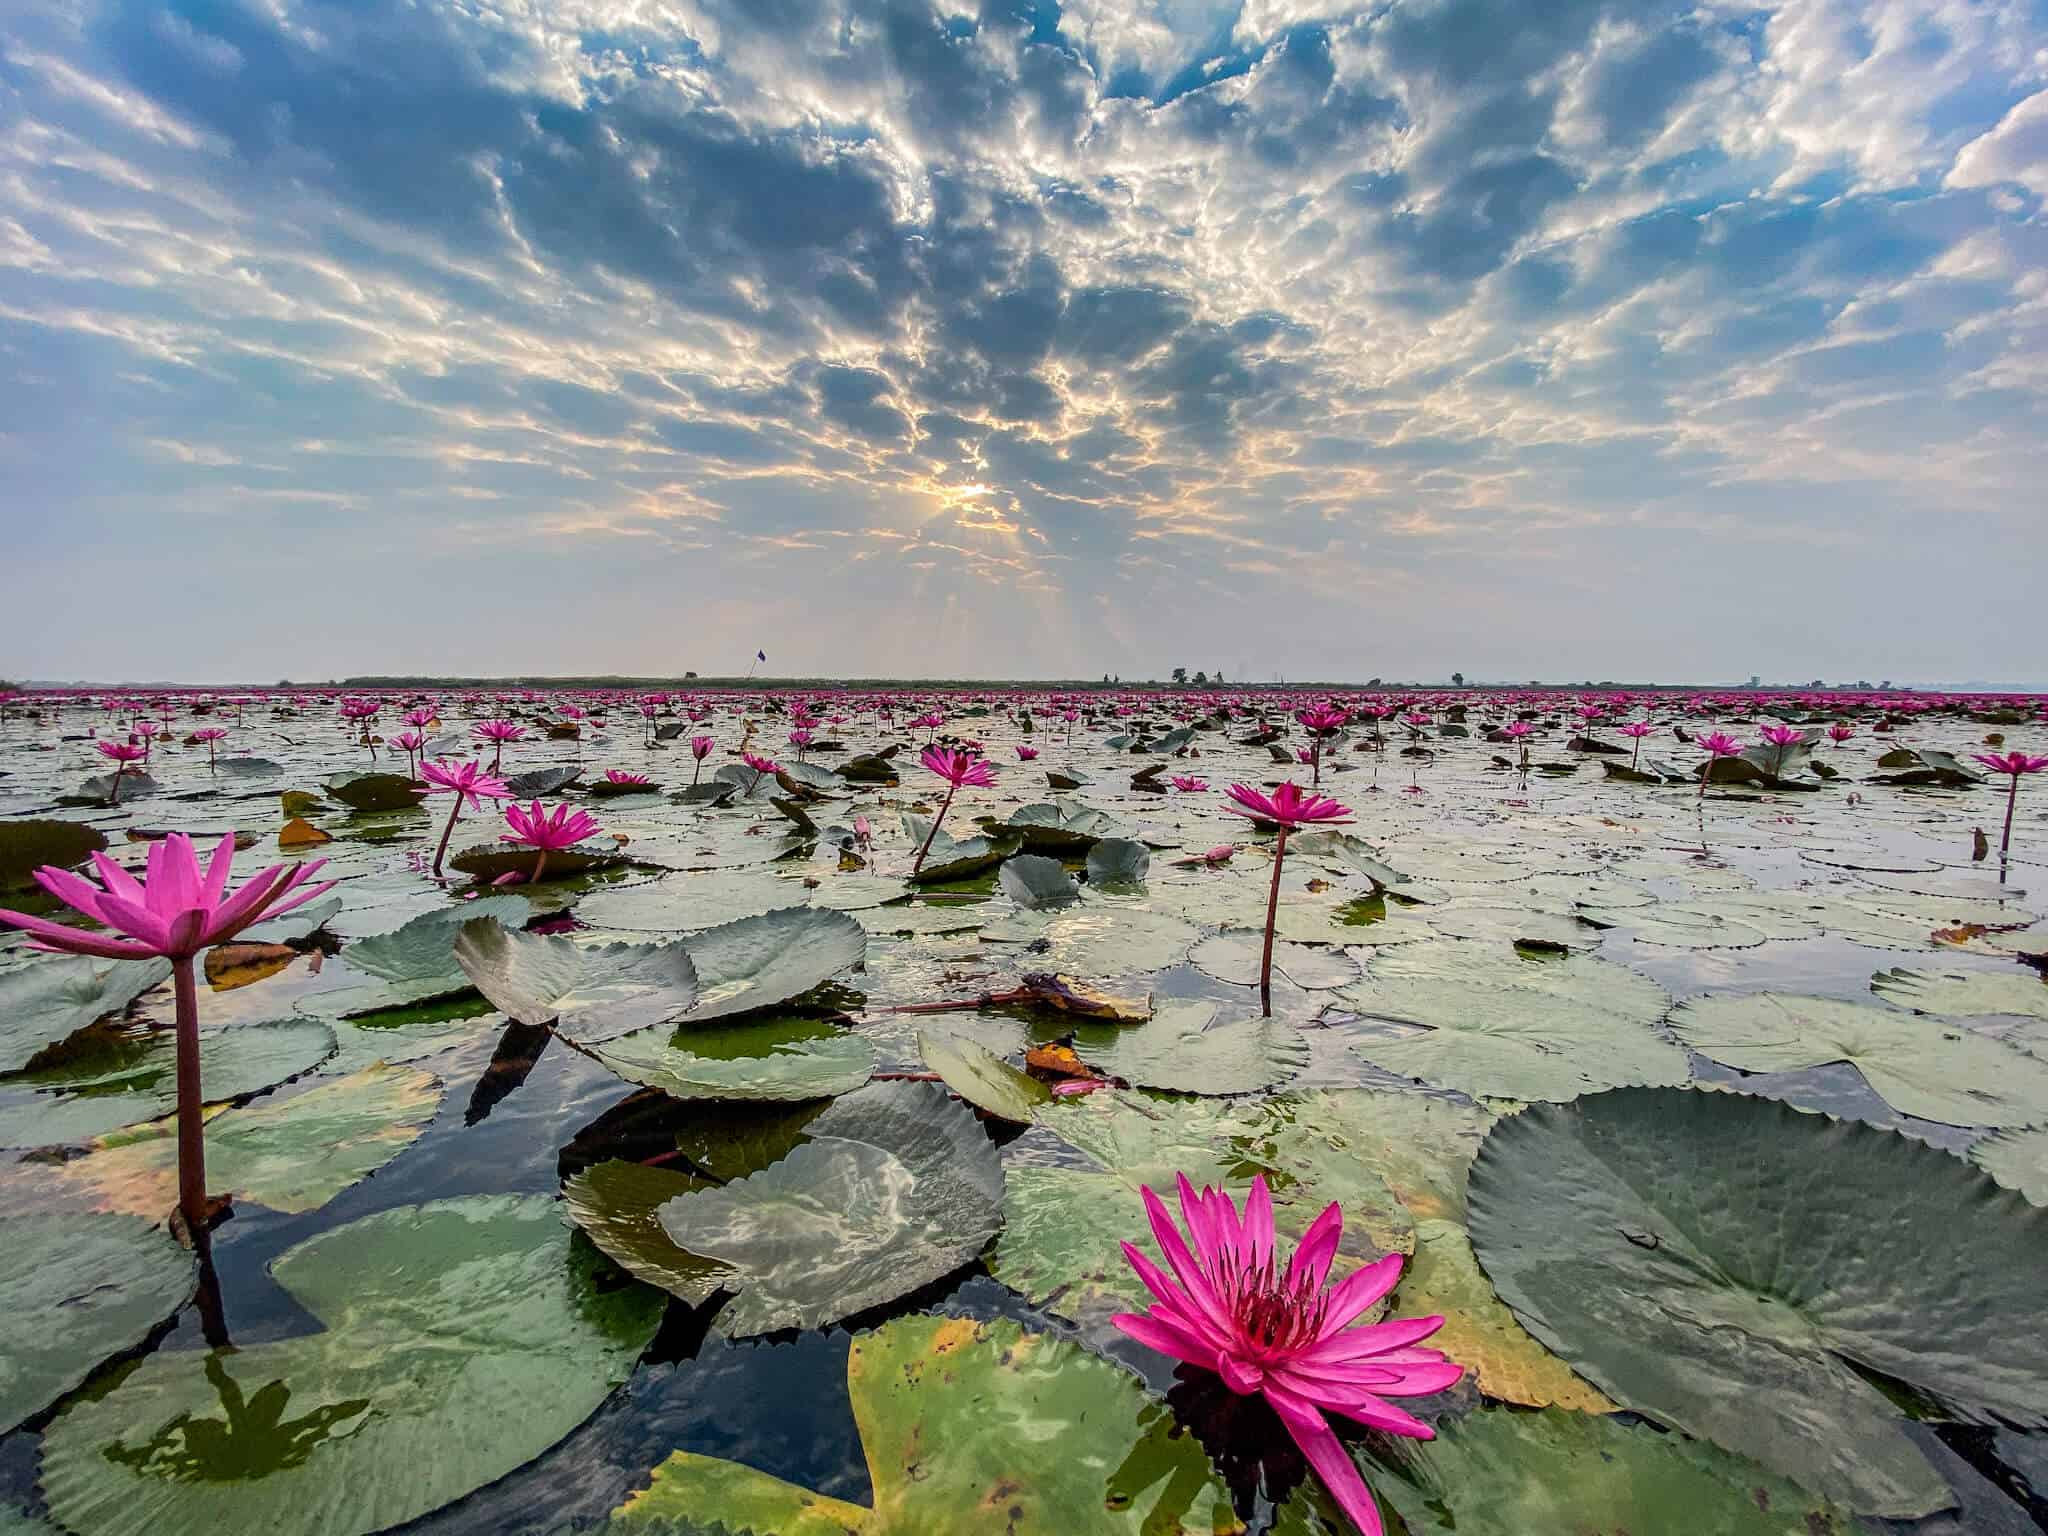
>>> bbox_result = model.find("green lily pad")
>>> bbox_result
[611,1315,1236,1535]
[1189,932,1359,991]
[592,1009,875,1103]
[1466,1086,2048,1516]
[682,906,867,1023]
[323,773,426,812]
[562,1158,731,1305]
[1,1214,195,1433]
[1870,965,2048,1020]
[576,872,794,934]
[452,919,699,1043]
[655,1081,1003,1334]
[42,1064,442,1217]
[0,819,108,890]
[1070,1000,1309,1094]
[1357,1401,1851,1535]
[1084,838,1151,889]
[326,896,528,1007]
[1004,801,1120,851]
[992,1089,1413,1325]
[41,1194,664,1536]
[1670,992,2048,1126]
[0,955,172,1073]
[1972,1125,2048,1205]
[0,1019,337,1148]
[1339,939,1684,1102]
[918,1029,1052,1121]
[997,854,1080,911]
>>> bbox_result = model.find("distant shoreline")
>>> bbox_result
[13,675,2046,694]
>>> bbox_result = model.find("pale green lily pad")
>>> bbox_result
[1010,906,1199,975]
[37,1065,442,1217]
[683,906,867,1023]
[1426,904,1601,949]
[0,955,172,1073]
[1466,1086,2048,1517]
[1871,965,2048,1020]
[562,1158,731,1305]
[1339,939,1684,1101]
[1670,992,2048,1126]
[1972,1125,2048,1205]
[918,1029,1052,1121]
[612,1315,1236,1535]
[590,1014,876,1102]
[1071,1000,1309,1094]
[0,1019,337,1148]
[576,872,794,933]
[1579,905,1769,948]
[997,854,1080,910]
[1,1214,195,1433]
[1084,838,1151,888]
[992,1090,1413,1325]
[1189,931,1359,991]
[328,895,529,1007]
[1357,1401,1851,1535]
[656,1081,1002,1334]
[41,1194,664,1536]
[452,919,699,1043]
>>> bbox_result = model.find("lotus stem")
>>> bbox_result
[530,849,548,885]
[1260,826,1289,1018]
[911,782,957,876]
[171,956,209,1241]
[431,798,464,879]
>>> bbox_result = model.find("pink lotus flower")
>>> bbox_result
[1113,1174,1459,1536]
[1016,745,1039,760]
[403,706,436,728]
[0,834,336,1235]
[689,735,716,784]
[604,769,653,786]
[501,800,601,883]
[912,746,997,875]
[1222,784,1350,1015]
[97,739,147,764]
[1974,751,2048,864]
[1172,775,1208,792]
[742,751,779,776]
[391,730,426,778]
[419,757,512,878]
[1620,722,1654,738]
[1500,721,1532,739]
[189,726,229,772]
[1697,731,1744,758]
[472,719,525,772]
[1827,723,1855,745]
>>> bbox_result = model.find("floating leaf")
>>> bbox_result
[1670,992,2048,1126]
[656,1081,1002,1334]
[0,955,171,1074]
[323,773,425,812]
[453,919,699,1043]
[1085,838,1151,888]
[321,895,530,1009]
[0,819,107,890]
[0,1214,194,1433]
[1189,932,1359,991]
[1071,1000,1309,1095]
[1357,1402,1850,1535]
[562,1158,730,1305]
[1339,939,1684,1101]
[612,1316,1237,1535]
[919,1028,1052,1121]
[1004,801,1119,851]
[1466,1087,2048,1516]
[997,853,1080,910]
[41,1195,663,1536]
[682,906,866,1023]
[590,1013,876,1103]
[1871,965,2048,1021]
[1972,1125,2048,1206]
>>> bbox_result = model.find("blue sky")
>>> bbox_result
[2,0,2044,684]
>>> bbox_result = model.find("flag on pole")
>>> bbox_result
[757,650,767,662]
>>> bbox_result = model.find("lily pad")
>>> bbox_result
[997,854,1080,911]
[323,896,529,1008]
[1870,965,2048,1021]
[0,819,107,890]
[681,906,866,1023]
[40,1065,442,1217]
[40,1194,664,1536]
[1084,838,1151,889]
[1670,992,2048,1126]
[1972,1125,2048,1206]
[1,1214,195,1433]
[918,1029,1052,1121]
[655,1081,1002,1334]
[612,1315,1236,1535]
[453,919,700,1043]
[1466,1086,2048,1516]
[1070,1000,1309,1095]
[589,1013,877,1103]
[0,955,172,1073]
[1189,932,1359,991]
[1004,801,1119,852]
[323,773,426,812]
[1339,939,1684,1102]
[0,1018,337,1148]
[562,1158,730,1305]
[1359,1401,1850,1535]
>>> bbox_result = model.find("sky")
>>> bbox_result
[2,0,2045,687]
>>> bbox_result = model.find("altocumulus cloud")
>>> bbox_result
[0,0,2043,682]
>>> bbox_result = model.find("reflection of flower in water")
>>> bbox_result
[103,1355,372,1483]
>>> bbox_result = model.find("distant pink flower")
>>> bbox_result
[96,740,147,764]
[1501,721,1533,739]
[690,735,716,759]
[189,726,229,772]
[743,751,780,776]
[1016,745,1039,760]
[419,757,512,878]
[912,747,997,875]
[1827,723,1854,745]
[403,706,436,728]
[1172,775,1208,792]
[0,832,336,1235]
[1620,722,1654,739]
[1759,724,1805,747]
[1221,782,1353,829]
[1112,1174,1459,1536]
[501,799,601,883]
[1975,750,2048,863]
[604,769,653,786]
[472,718,525,771]
[788,728,815,760]
[1697,732,1744,758]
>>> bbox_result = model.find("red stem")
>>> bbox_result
[171,957,208,1239]
[1260,826,1289,1018]
[911,782,958,875]
[431,798,463,878]
[2000,777,2019,860]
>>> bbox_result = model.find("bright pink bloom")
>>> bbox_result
[1296,706,1348,734]
[1172,776,1208,792]
[391,730,425,752]
[743,752,780,775]
[501,800,601,852]
[96,740,148,764]
[418,757,512,809]
[1619,722,1653,739]
[0,833,335,962]
[1113,1174,1459,1536]
[1827,724,1855,744]
[1016,745,1039,760]
[1221,782,1353,828]
[920,746,998,788]
[1973,751,2048,776]
[473,719,526,744]
[1501,721,1533,740]
[690,736,716,760]
[403,707,436,728]
[1697,732,1745,758]
[190,727,229,744]
[1759,724,1806,748]
[604,769,653,786]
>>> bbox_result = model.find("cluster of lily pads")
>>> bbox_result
[1,681,2046,1535]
